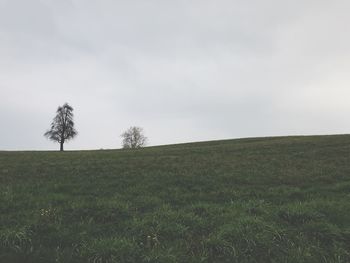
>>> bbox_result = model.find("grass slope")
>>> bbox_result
[0,135,350,262]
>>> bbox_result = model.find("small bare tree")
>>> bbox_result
[44,103,77,151]
[121,126,147,149]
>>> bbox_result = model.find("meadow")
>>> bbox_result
[0,135,349,262]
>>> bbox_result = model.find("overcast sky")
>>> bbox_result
[1,0,350,150]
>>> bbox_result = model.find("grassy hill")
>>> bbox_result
[0,135,350,262]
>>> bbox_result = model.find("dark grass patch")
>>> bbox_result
[0,135,350,262]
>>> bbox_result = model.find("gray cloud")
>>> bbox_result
[1,0,350,150]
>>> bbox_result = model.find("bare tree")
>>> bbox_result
[44,103,77,151]
[121,126,147,149]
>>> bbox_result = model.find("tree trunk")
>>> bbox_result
[60,141,64,151]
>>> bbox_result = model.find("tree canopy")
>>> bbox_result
[44,103,77,151]
[121,126,147,149]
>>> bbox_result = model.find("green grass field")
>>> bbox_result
[1,135,350,262]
